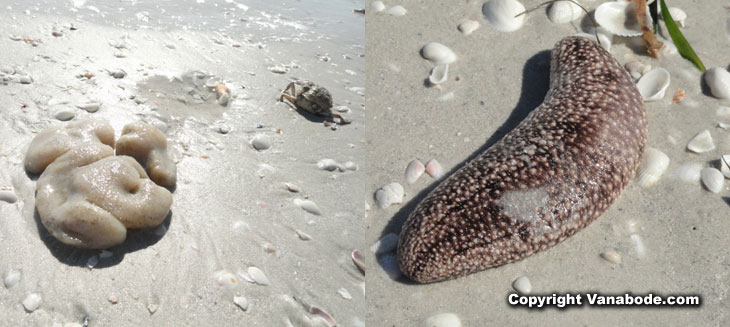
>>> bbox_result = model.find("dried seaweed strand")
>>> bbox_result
[634,0,664,58]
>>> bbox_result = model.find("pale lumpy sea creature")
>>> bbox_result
[397,37,647,283]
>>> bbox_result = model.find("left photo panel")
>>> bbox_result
[0,0,365,326]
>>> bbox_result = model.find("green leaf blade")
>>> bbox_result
[660,0,706,72]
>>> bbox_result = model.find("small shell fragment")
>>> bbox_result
[337,288,352,300]
[76,102,101,113]
[428,64,449,85]
[233,296,249,311]
[636,148,670,187]
[0,190,18,204]
[666,7,687,27]
[317,158,340,171]
[351,249,365,273]
[547,0,583,24]
[425,313,462,327]
[701,168,724,193]
[251,134,271,151]
[374,182,404,209]
[425,159,444,179]
[405,159,425,184]
[247,267,270,286]
[704,67,730,100]
[687,130,715,153]
[600,250,622,264]
[512,276,531,294]
[22,293,41,312]
[295,230,312,241]
[458,20,480,35]
[385,5,407,16]
[3,270,20,289]
[294,199,322,215]
[421,42,457,65]
[636,68,670,102]
[482,0,526,32]
[54,109,75,121]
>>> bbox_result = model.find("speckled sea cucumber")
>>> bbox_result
[397,37,648,283]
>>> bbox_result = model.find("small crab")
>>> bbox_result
[280,81,350,124]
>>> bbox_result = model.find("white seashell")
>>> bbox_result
[672,163,702,183]
[704,67,730,100]
[351,249,365,273]
[405,159,425,184]
[337,288,352,300]
[378,253,402,280]
[385,5,407,16]
[573,32,611,52]
[624,61,649,80]
[214,270,239,287]
[375,182,404,209]
[687,130,715,153]
[285,182,301,193]
[0,190,18,203]
[421,43,456,65]
[295,229,312,241]
[247,267,270,286]
[371,1,385,12]
[600,250,622,264]
[370,233,398,254]
[482,0,526,32]
[425,313,462,327]
[3,270,20,289]
[22,293,41,312]
[636,68,670,102]
[665,7,687,27]
[268,66,287,74]
[630,234,646,257]
[429,64,449,85]
[636,148,669,187]
[547,1,583,24]
[720,155,730,178]
[512,276,531,294]
[251,134,271,150]
[701,168,724,193]
[294,199,322,215]
[54,109,75,121]
[595,1,651,37]
[425,159,444,179]
[233,296,248,311]
[716,106,730,117]
[317,158,340,171]
[76,102,101,113]
[458,20,480,35]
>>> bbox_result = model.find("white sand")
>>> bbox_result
[0,1,364,326]
[366,0,730,325]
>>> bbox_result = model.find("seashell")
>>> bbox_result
[421,42,456,65]
[317,158,340,171]
[233,296,248,311]
[624,61,650,80]
[285,182,301,193]
[600,250,622,264]
[720,155,730,178]
[374,182,404,209]
[385,5,407,16]
[0,190,18,204]
[22,294,41,312]
[687,130,715,153]
[657,36,678,56]
[574,32,611,52]
[701,168,724,193]
[371,1,385,12]
[247,267,270,286]
[429,64,449,85]
[405,159,425,184]
[337,288,352,300]
[370,233,398,254]
[630,234,646,257]
[295,230,312,241]
[672,163,702,183]
[425,313,462,327]
[425,159,444,179]
[54,109,75,121]
[636,68,670,102]
[251,134,271,150]
[704,67,730,100]
[309,306,337,327]
[482,0,526,32]
[294,199,322,215]
[351,249,365,273]
[547,1,583,24]
[458,20,480,35]
[512,275,531,294]
[636,147,669,187]
[76,102,101,113]
[595,1,651,37]
[3,270,20,289]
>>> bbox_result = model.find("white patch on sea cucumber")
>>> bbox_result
[499,187,550,224]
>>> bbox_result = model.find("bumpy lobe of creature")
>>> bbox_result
[116,121,177,188]
[397,37,648,283]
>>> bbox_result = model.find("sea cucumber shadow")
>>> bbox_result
[376,49,552,283]
[34,208,172,268]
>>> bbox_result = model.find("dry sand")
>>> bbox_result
[0,1,364,326]
[366,0,730,326]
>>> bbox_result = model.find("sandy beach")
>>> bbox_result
[366,0,730,326]
[0,0,364,326]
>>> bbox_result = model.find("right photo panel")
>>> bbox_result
[366,0,730,325]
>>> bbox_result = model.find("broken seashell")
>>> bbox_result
[294,199,322,215]
[458,20,480,35]
[636,68,670,102]
[247,267,270,286]
[351,249,365,273]
[547,0,583,24]
[421,42,456,65]
[687,130,715,153]
[374,182,404,209]
[595,1,651,37]
[704,67,730,100]
[701,168,724,193]
[662,7,687,27]
[385,5,406,16]
[428,64,449,85]
[636,147,670,187]
[482,0,526,32]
